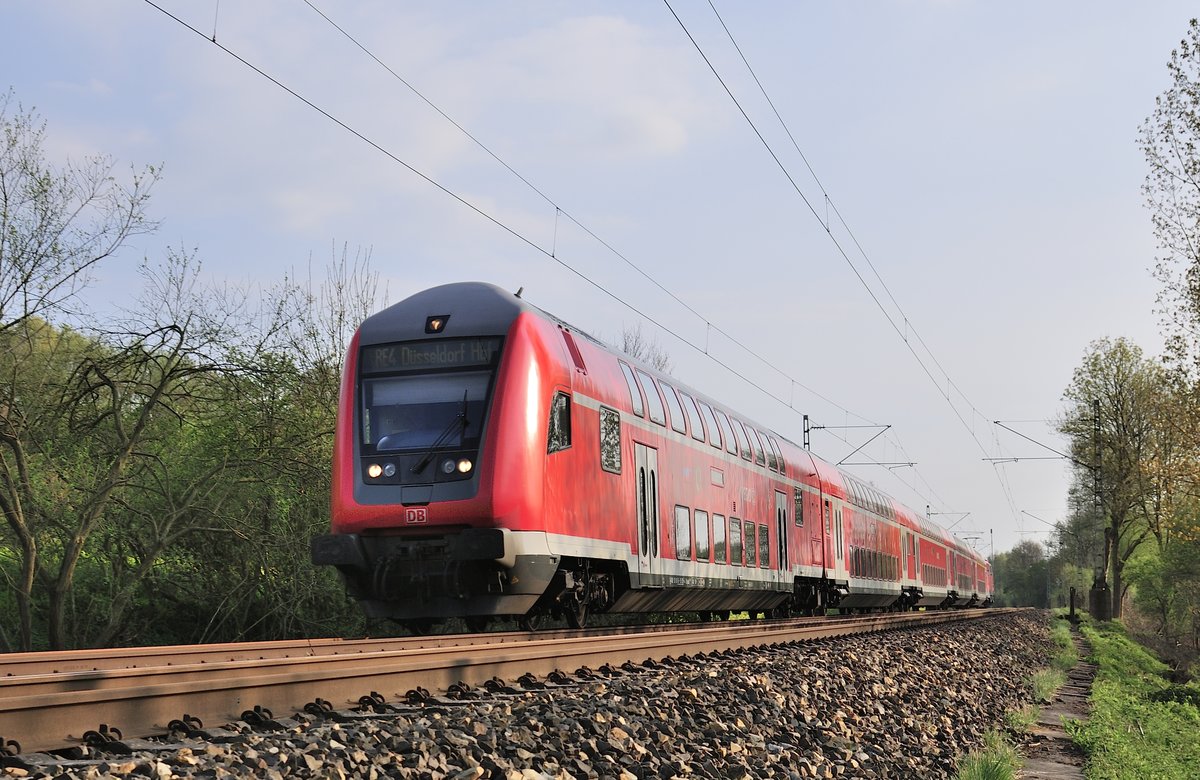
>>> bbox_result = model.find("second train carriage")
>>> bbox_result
[312,282,992,629]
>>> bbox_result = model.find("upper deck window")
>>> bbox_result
[635,370,666,426]
[732,420,752,461]
[697,401,722,449]
[660,382,687,434]
[619,361,644,417]
[747,426,766,466]
[679,391,706,442]
[714,410,738,456]
[767,436,785,473]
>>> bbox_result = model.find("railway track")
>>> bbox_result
[1,609,1018,758]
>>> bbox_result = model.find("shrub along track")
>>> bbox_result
[1,609,1024,772]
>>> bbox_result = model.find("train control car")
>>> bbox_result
[312,282,992,631]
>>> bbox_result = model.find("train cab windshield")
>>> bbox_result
[359,337,502,454]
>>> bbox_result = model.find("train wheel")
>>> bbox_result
[464,616,490,633]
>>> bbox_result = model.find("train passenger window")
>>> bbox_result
[547,392,572,453]
[674,506,691,560]
[599,406,621,473]
[730,419,751,460]
[618,362,644,417]
[713,513,727,563]
[747,427,766,467]
[697,401,722,449]
[793,488,804,527]
[744,520,757,565]
[758,523,770,568]
[635,370,666,426]
[763,433,778,471]
[729,518,742,566]
[715,410,738,456]
[660,382,687,434]
[679,391,706,442]
[768,437,786,474]
[695,510,710,561]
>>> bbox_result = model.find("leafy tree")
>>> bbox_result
[1059,338,1165,619]
[991,539,1048,607]
[0,93,159,650]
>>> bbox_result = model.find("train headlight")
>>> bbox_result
[383,463,396,477]
[367,463,383,479]
[440,458,457,474]
[456,458,473,474]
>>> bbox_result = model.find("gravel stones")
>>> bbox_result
[8,612,1055,779]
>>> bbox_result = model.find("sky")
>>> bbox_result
[3,1,1193,557]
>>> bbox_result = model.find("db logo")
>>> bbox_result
[405,507,428,524]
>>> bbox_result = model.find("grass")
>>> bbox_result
[956,730,1021,780]
[1003,705,1039,733]
[1072,620,1200,780]
[1032,668,1067,703]
[1049,619,1077,671]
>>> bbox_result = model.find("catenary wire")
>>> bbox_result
[670,0,1024,524]
[294,0,970,509]
[141,0,958,511]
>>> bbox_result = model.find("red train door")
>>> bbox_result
[775,490,788,571]
[634,443,659,578]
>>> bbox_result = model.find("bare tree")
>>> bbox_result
[620,323,673,374]
[0,90,159,334]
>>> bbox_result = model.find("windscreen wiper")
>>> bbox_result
[411,390,469,475]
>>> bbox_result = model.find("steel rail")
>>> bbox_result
[0,609,1018,755]
[0,611,936,676]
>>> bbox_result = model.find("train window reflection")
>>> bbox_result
[697,401,722,449]
[695,510,710,561]
[679,391,706,442]
[674,505,691,560]
[635,370,667,426]
[364,371,490,452]
[660,382,687,434]
[547,392,571,453]
[619,362,644,417]
[599,406,621,473]
[713,513,727,563]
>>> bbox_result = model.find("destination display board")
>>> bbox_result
[361,337,503,374]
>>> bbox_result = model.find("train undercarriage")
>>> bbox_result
[315,529,978,634]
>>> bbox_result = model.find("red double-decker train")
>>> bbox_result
[312,282,993,631]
